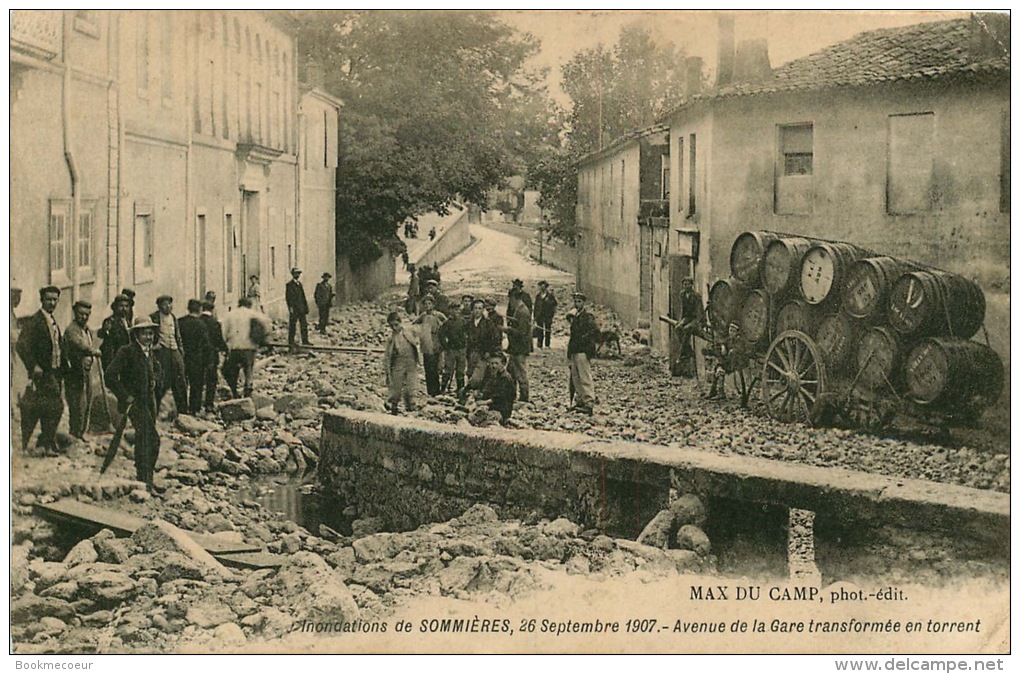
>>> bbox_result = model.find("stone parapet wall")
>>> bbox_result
[319,409,1009,550]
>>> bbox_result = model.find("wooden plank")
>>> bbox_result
[213,551,286,569]
[35,500,260,555]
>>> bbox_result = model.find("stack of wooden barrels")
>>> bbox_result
[708,230,1003,415]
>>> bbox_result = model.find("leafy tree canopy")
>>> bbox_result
[294,11,556,266]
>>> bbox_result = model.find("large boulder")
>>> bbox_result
[676,524,712,557]
[217,398,256,422]
[130,520,232,581]
[77,570,138,607]
[272,551,360,624]
[636,509,675,550]
[11,543,31,593]
[669,494,707,528]
[175,414,221,436]
[274,392,318,414]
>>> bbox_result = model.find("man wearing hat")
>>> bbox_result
[178,299,213,415]
[17,286,66,453]
[150,295,188,413]
[105,317,163,490]
[425,278,451,317]
[63,300,101,439]
[121,288,137,323]
[507,279,533,320]
[200,300,228,412]
[314,272,335,336]
[99,294,132,370]
[566,291,598,415]
[533,281,557,349]
[286,267,311,346]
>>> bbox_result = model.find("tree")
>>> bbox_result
[294,11,554,267]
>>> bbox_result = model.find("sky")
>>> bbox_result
[498,10,969,105]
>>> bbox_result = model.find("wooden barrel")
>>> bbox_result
[800,242,865,305]
[814,313,859,373]
[729,231,778,286]
[708,278,749,330]
[854,326,901,390]
[738,289,771,347]
[763,237,813,297]
[904,338,1004,407]
[842,256,912,321]
[888,270,986,339]
[775,299,823,337]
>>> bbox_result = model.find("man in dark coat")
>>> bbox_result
[314,273,335,336]
[178,299,212,415]
[567,292,598,415]
[105,317,163,490]
[671,277,706,378]
[533,281,558,349]
[504,292,533,402]
[507,279,533,319]
[463,299,502,397]
[438,300,469,394]
[121,287,137,323]
[17,286,65,453]
[463,351,517,426]
[200,300,227,413]
[63,300,101,439]
[98,294,132,370]
[150,295,187,413]
[286,267,311,346]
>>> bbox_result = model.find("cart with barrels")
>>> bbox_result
[707,231,1004,432]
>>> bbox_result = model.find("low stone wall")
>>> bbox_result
[415,208,472,270]
[319,409,1009,552]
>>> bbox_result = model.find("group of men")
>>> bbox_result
[388,267,600,423]
[13,284,273,490]
[285,267,336,344]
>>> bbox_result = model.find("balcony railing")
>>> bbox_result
[11,10,62,61]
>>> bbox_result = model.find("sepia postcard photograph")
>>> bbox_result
[7,8,1011,662]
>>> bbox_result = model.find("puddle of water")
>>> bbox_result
[236,472,354,536]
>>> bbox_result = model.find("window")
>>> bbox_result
[776,123,814,215]
[78,201,95,276]
[49,200,71,285]
[160,18,173,102]
[1001,110,1009,213]
[134,202,154,281]
[137,13,150,95]
[661,154,670,201]
[688,133,697,216]
[887,113,934,214]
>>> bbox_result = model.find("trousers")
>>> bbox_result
[20,372,64,451]
[442,348,467,392]
[289,312,310,345]
[507,353,529,401]
[157,348,188,413]
[65,371,93,438]
[387,356,418,409]
[569,353,595,409]
[223,349,256,397]
[129,399,160,486]
[423,352,442,396]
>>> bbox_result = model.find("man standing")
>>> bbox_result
[314,272,335,336]
[504,292,533,403]
[203,290,218,318]
[150,295,187,413]
[382,311,421,414]
[286,268,311,346]
[406,264,421,315]
[121,287,137,323]
[464,299,501,395]
[17,286,66,453]
[533,281,557,349]
[507,279,533,319]
[178,299,212,415]
[200,300,228,413]
[425,279,452,317]
[246,275,262,311]
[63,300,101,439]
[105,317,163,490]
[567,292,598,415]
[438,299,468,394]
[671,277,705,378]
[98,294,132,371]
[221,297,271,399]
[413,294,447,396]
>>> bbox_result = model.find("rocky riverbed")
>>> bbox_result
[9,281,1009,654]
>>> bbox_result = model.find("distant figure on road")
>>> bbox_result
[429,226,436,241]
[567,292,598,415]
[533,281,557,349]
[401,250,410,270]
[286,267,311,346]
[315,272,335,336]
[383,311,420,414]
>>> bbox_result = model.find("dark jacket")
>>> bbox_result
[506,304,533,355]
[533,290,558,322]
[437,312,468,351]
[314,280,334,308]
[466,316,501,357]
[149,311,185,353]
[678,290,706,330]
[567,308,599,358]
[200,313,228,361]
[98,315,131,370]
[16,310,64,375]
[507,290,533,319]
[178,315,212,372]
[286,279,309,316]
[105,341,162,414]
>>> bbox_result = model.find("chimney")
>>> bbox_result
[734,38,772,83]
[969,12,1010,60]
[303,60,325,89]
[716,14,735,87]
[685,56,704,95]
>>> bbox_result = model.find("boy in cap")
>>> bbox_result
[383,311,421,414]
[63,300,101,439]
[105,317,163,490]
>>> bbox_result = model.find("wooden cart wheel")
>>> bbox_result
[762,330,827,425]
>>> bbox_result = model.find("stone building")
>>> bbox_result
[10,10,340,324]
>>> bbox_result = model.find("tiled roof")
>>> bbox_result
[664,16,1009,118]
[576,123,668,167]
